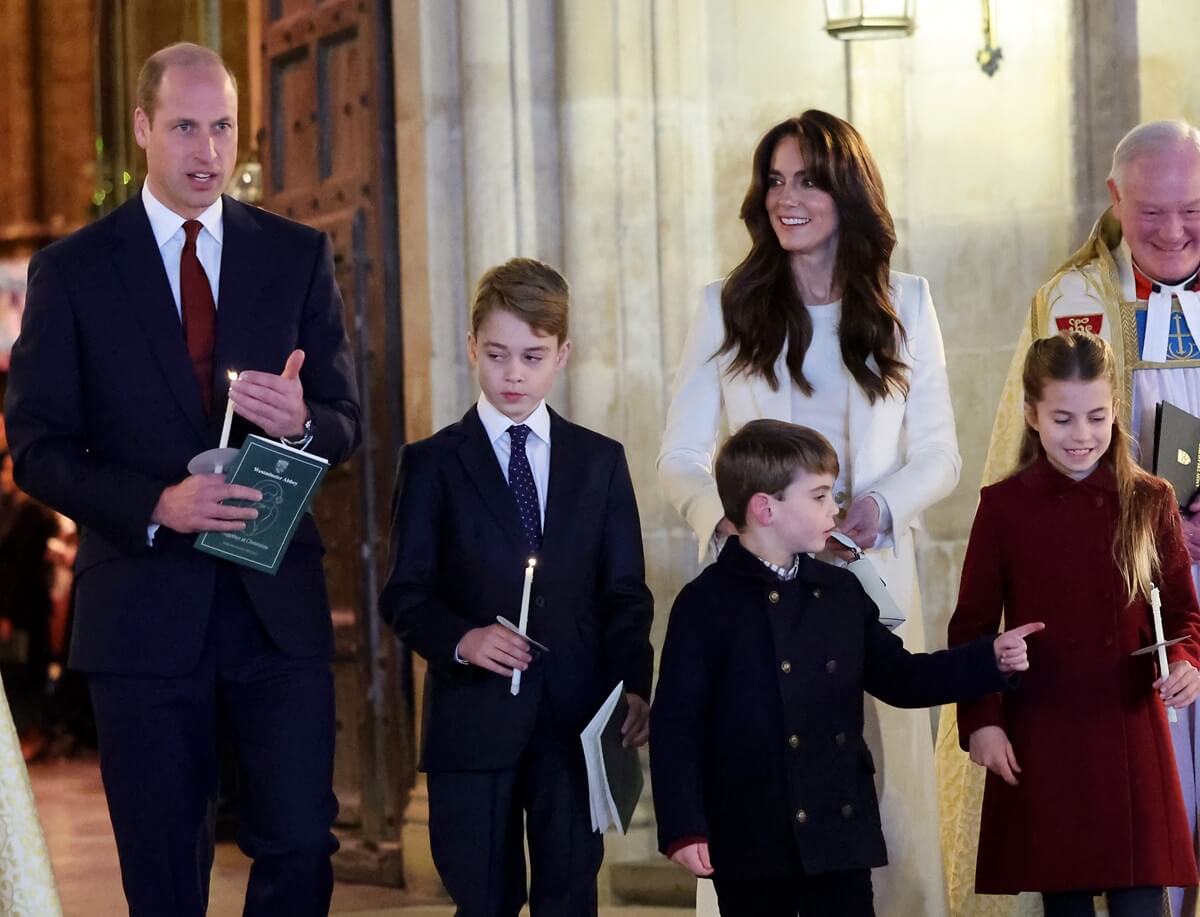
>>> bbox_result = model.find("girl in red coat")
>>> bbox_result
[950,331,1200,917]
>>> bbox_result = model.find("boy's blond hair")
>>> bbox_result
[715,420,839,528]
[471,258,569,340]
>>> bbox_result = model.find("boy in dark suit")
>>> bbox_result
[649,420,1042,917]
[380,257,654,917]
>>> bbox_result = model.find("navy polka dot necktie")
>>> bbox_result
[507,424,542,553]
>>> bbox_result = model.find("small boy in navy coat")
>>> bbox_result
[649,420,1042,917]
[380,258,654,917]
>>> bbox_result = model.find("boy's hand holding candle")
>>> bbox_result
[456,624,531,676]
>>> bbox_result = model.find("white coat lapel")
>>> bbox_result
[847,359,875,481]
[749,344,793,422]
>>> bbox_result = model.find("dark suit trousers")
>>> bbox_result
[427,692,603,917]
[88,565,338,917]
[712,868,874,917]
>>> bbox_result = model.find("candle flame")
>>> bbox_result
[527,557,537,568]
[227,370,239,382]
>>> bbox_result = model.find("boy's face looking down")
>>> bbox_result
[469,308,571,424]
[748,468,839,556]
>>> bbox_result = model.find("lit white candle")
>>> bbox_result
[1151,586,1179,724]
[218,370,239,450]
[510,557,537,696]
[214,370,239,475]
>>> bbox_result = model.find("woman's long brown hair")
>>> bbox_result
[1018,331,1160,602]
[719,110,908,403]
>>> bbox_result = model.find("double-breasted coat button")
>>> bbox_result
[768,590,780,604]
[825,659,838,674]
[841,803,854,818]
[795,809,808,824]
[788,734,800,749]
[834,732,847,746]
[780,660,792,674]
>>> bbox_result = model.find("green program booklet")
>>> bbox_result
[194,434,328,575]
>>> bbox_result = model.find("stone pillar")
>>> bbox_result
[1068,0,1140,246]
[558,0,669,865]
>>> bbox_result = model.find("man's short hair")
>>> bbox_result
[470,258,569,340]
[714,420,840,529]
[1109,119,1200,189]
[136,42,237,124]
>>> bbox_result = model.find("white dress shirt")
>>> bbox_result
[142,182,224,545]
[475,393,551,529]
[454,394,552,663]
[141,181,223,315]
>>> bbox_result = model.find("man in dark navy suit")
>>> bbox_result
[4,43,360,916]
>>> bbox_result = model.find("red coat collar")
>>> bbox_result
[1018,452,1118,494]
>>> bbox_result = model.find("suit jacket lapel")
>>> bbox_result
[212,197,271,439]
[112,197,209,442]
[541,408,586,563]
[457,408,528,551]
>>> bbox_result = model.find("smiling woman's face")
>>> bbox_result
[764,135,840,263]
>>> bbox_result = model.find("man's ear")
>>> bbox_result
[747,492,772,527]
[1107,177,1121,210]
[466,332,478,367]
[133,107,150,150]
[556,338,572,369]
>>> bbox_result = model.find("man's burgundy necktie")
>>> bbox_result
[181,219,216,414]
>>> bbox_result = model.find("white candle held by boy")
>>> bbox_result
[510,557,537,696]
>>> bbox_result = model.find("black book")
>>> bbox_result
[580,681,644,834]
[1153,400,1200,509]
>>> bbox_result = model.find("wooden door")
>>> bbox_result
[260,0,410,883]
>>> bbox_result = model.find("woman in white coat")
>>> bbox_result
[658,110,960,917]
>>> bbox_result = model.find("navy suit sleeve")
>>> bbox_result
[598,445,655,701]
[295,233,360,465]
[861,582,1007,709]
[379,441,476,664]
[649,584,714,854]
[5,249,165,549]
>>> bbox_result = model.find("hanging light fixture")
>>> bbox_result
[824,0,916,40]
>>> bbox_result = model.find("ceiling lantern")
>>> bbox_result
[824,0,916,40]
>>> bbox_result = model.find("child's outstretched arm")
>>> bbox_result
[993,622,1045,673]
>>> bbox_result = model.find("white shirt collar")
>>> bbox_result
[476,393,551,445]
[141,181,224,250]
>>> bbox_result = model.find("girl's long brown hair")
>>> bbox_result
[719,110,908,403]
[1019,331,1160,602]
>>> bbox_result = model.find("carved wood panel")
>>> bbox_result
[260,0,409,881]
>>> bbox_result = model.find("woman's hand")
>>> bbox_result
[968,726,1022,786]
[1156,659,1200,710]
[838,495,881,549]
